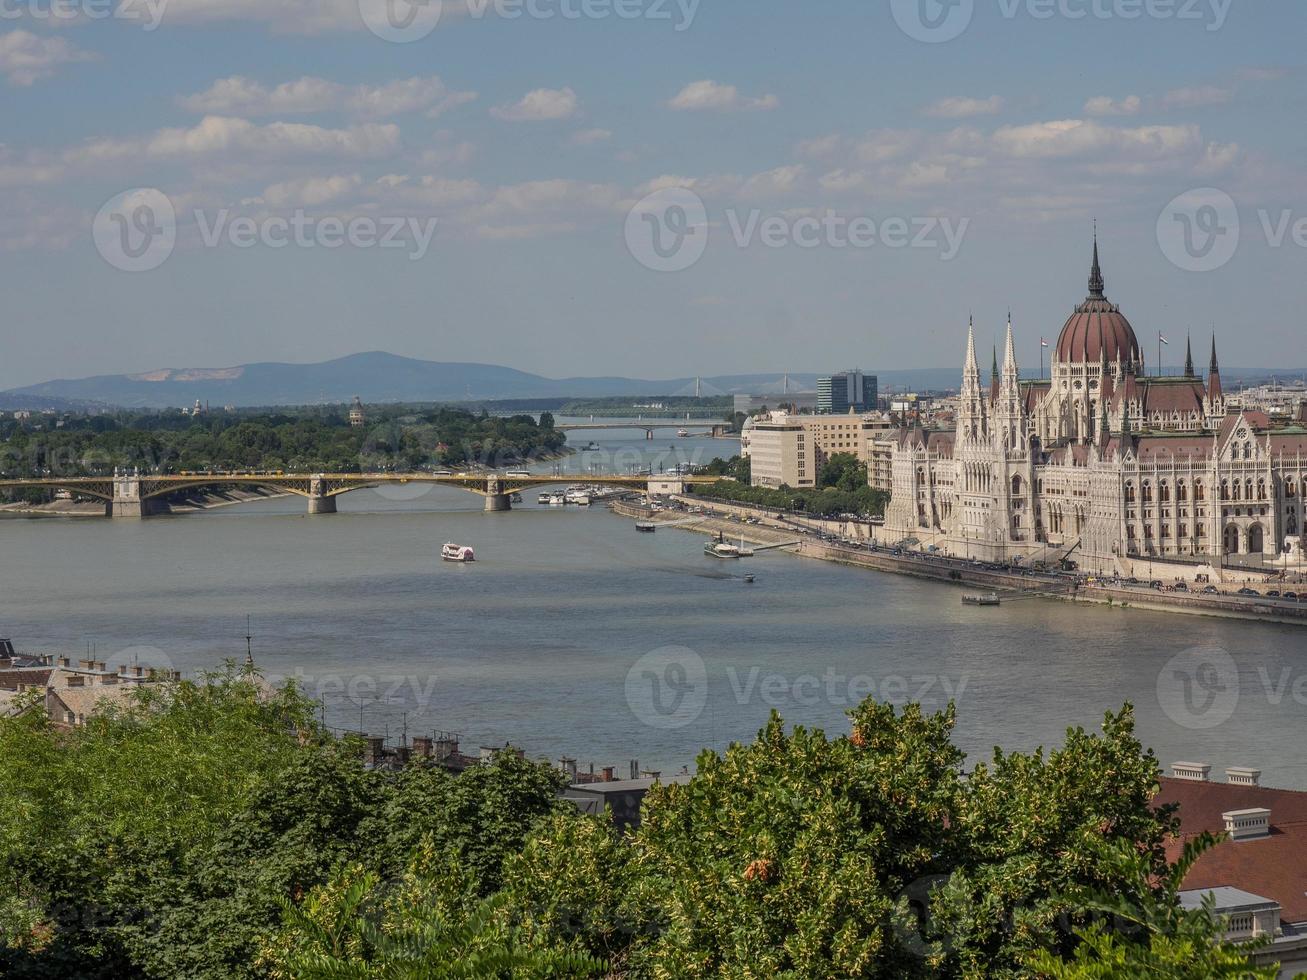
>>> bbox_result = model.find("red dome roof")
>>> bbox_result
[1054,238,1142,367]
[1056,300,1141,365]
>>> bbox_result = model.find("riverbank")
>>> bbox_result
[0,487,290,518]
[612,499,1307,627]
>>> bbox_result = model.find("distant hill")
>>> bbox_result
[0,353,952,409]
[4,354,1298,410]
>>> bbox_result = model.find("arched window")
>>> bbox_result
[1160,482,1171,503]
[1195,482,1205,501]
[1257,480,1267,501]
[1125,483,1136,503]
[1220,480,1229,501]
[1012,475,1023,497]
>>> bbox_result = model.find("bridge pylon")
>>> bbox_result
[111,470,159,518]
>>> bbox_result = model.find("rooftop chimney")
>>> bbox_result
[412,736,434,759]
[1223,808,1271,841]
[1172,761,1212,782]
[602,766,616,782]
[1226,767,1262,787]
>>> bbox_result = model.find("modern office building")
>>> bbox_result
[818,370,877,413]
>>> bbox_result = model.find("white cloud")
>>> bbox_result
[178,75,476,119]
[1159,85,1233,110]
[259,174,363,208]
[796,135,843,159]
[1083,95,1142,117]
[490,87,579,122]
[72,116,402,166]
[991,119,1200,160]
[667,80,778,113]
[923,95,1004,119]
[0,29,93,86]
[570,128,612,146]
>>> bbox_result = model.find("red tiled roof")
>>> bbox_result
[1056,299,1142,365]
[1141,380,1206,415]
[1155,776,1307,924]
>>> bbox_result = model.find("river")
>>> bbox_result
[2,421,1304,786]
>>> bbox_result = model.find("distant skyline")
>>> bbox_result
[1,2,1304,390]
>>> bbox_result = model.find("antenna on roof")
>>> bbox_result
[244,615,254,666]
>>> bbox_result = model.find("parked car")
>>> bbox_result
[1265,590,1281,598]
[1237,587,1261,596]
[1202,586,1220,595]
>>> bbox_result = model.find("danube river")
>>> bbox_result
[2,424,1305,786]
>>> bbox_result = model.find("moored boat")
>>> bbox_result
[962,593,1001,606]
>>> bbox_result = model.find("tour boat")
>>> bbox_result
[441,543,475,563]
[704,532,754,559]
[537,492,553,504]
[962,593,1000,607]
[636,522,657,533]
[548,491,566,506]
[564,486,593,505]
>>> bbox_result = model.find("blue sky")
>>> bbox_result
[0,0,1303,389]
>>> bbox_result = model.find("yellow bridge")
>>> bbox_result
[0,471,719,517]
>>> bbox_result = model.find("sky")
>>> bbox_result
[0,0,1304,390]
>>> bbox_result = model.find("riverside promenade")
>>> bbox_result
[612,500,1307,627]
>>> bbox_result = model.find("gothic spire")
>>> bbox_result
[991,345,999,383]
[1209,334,1220,374]
[1184,334,1195,378]
[1088,227,1105,299]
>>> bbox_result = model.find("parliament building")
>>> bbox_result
[882,239,1307,573]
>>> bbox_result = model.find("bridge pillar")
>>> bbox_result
[307,476,337,515]
[307,495,338,515]
[111,470,159,518]
[483,477,511,512]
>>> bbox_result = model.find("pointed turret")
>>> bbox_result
[964,316,979,379]
[1184,334,1195,378]
[1099,346,1114,403]
[1088,231,1105,299]
[990,345,1000,401]
[1099,398,1111,447]
[1208,335,1223,400]
[959,316,988,440]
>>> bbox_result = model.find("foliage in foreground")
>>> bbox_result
[0,669,1282,978]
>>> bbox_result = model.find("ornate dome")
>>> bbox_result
[1054,239,1142,368]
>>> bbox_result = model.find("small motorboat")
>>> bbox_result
[743,574,756,584]
[441,542,476,563]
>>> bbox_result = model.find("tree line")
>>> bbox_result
[0,407,566,500]
[0,668,1278,978]
[692,453,890,518]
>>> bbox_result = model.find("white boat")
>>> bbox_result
[677,428,689,437]
[441,543,475,562]
[537,492,553,504]
[564,486,593,505]
[962,593,1000,607]
[704,532,754,559]
[548,491,566,506]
